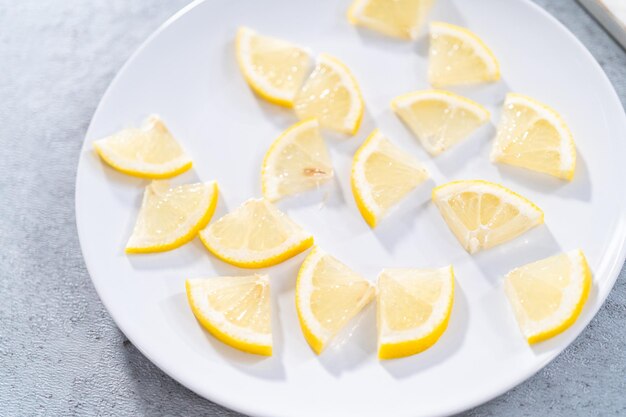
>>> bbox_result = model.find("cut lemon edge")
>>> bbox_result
[378,266,454,360]
[94,144,192,179]
[391,89,491,155]
[296,246,375,354]
[429,21,500,85]
[261,118,334,202]
[125,181,219,254]
[185,277,272,356]
[236,27,312,107]
[505,250,592,344]
[491,93,576,181]
[351,130,428,227]
[431,180,544,253]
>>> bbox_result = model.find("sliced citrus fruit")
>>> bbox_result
[261,118,334,202]
[491,93,576,180]
[126,181,218,253]
[199,198,313,268]
[504,250,591,344]
[432,180,543,254]
[392,89,490,155]
[428,22,500,86]
[186,274,272,355]
[236,27,313,107]
[352,129,429,227]
[378,266,454,359]
[93,115,192,179]
[296,246,375,354]
[347,0,435,40]
[294,54,364,135]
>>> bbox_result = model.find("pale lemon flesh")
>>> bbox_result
[347,0,435,39]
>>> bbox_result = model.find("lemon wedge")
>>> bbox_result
[429,22,500,86]
[392,90,490,155]
[296,246,375,354]
[294,54,364,135]
[186,274,272,355]
[236,27,313,107]
[378,266,454,359]
[432,180,543,253]
[505,250,591,344]
[347,0,435,39]
[93,115,192,179]
[491,93,576,180]
[352,129,429,227]
[262,118,334,202]
[199,198,313,268]
[126,181,218,253]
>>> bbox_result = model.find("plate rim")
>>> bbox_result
[75,1,626,416]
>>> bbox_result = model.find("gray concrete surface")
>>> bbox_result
[0,0,624,416]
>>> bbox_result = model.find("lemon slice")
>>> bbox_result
[491,93,576,180]
[347,0,435,39]
[504,250,591,344]
[93,115,192,179]
[432,180,543,253]
[186,274,272,355]
[429,22,500,87]
[199,198,313,268]
[126,181,218,253]
[236,27,313,107]
[378,266,454,359]
[262,119,334,202]
[392,90,490,155]
[294,54,364,135]
[296,246,375,354]
[352,130,429,227]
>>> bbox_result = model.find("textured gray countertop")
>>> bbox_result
[0,1,624,416]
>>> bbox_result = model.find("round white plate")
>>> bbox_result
[76,0,626,416]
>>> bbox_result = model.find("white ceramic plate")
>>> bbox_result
[75,0,626,416]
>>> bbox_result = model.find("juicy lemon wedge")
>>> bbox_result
[432,180,543,254]
[236,27,313,107]
[296,246,375,354]
[347,0,435,40]
[491,93,576,180]
[93,115,192,179]
[294,54,364,135]
[262,118,334,202]
[378,266,454,359]
[352,129,429,227]
[126,181,218,253]
[186,274,272,355]
[392,90,490,155]
[504,250,591,344]
[429,22,500,87]
[199,198,313,268]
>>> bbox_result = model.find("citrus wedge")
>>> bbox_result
[347,0,435,39]
[186,274,272,355]
[199,198,313,268]
[392,90,490,155]
[352,129,429,227]
[504,250,591,344]
[262,118,334,202]
[378,266,454,359]
[491,93,576,180]
[93,115,192,179]
[294,54,364,135]
[126,181,218,253]
[296,246,375,354]
[429,22,500,86]
[236,27,313,107]
[432,180,543,253]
